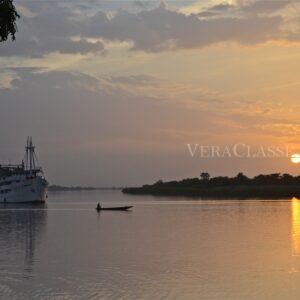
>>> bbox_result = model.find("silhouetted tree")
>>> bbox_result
[154,179,163,185]
[143,172,300,195]
[180,178,200,186]
[234,172,249,184]
[210,176,230,186]
[281,173,294,185]
[0,0,20,42]
[200,172,210,181]
[253,173,281,185]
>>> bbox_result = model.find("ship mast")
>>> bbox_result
[25,137,36,172]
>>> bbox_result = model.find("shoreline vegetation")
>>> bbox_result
[49,185,121,191]
[122,173,300,199]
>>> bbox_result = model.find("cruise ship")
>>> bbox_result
[0,138,48,203]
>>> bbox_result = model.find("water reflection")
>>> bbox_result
[291,198,300,256]
[0,203,47,274]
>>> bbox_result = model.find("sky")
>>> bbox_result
[1,0,300,186]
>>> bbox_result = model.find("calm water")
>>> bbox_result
[1,191,300,299]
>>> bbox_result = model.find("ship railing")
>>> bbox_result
[0,164,24,169]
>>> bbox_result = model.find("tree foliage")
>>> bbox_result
[0,0,20,42]
[200,172,210,181]
[126,172,300,198]
[143,172,300,188]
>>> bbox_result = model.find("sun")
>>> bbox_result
[291,153,300,164]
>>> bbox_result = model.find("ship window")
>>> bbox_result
[0,189,11,194]
[0,181,12,186]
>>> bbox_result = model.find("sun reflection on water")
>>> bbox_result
[292,197,300,256]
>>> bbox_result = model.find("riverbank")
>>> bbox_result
[122,185,300,199]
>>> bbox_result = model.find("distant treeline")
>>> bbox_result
[122,173,300,199]
[49,185,121,191]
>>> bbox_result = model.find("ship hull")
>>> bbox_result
[0,177,48,203]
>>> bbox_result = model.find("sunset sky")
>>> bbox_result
[1,0,300,186]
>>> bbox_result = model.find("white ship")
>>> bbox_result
[0,138,48,203]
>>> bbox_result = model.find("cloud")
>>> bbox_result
[0,3,104,57]
[109,74,160,85]
[0,38,104,57]
[1,0,298,58]
[242,0,293,15]
[134,0,151,9]
[81,3,283,52]
[198,2,234,17]
[198,0,293,17]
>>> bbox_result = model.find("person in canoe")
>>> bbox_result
[96,203,101,211]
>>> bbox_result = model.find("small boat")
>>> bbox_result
[95,205,133,212]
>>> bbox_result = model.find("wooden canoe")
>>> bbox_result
[96,205,133,212]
